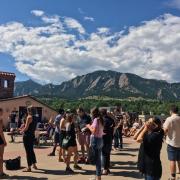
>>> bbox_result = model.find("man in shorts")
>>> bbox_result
[77,108,91,163]
[48,109,65,156]
[164,105,180,180]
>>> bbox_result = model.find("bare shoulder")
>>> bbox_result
[61,118,66,123]
[27,115,32,122]
[60,118,66,126]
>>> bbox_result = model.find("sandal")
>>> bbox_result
[102,170,108,175]
[23,168,31,172]
[33,165,38,170]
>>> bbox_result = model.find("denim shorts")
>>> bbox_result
[167,144,180,161]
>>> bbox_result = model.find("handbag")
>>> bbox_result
[5,156,21,170]
[62,136,71,149]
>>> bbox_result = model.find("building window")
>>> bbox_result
[4,80,8,88]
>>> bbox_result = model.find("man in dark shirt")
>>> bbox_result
[77,108,91,163]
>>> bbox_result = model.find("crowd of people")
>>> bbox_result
[45,106,138,179]
[0,104,180,180]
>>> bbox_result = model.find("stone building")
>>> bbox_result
[0,71,16,99]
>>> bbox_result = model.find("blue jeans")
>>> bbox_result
[145,175,160,180]
[114,128,123,148]
[91,136,103,176]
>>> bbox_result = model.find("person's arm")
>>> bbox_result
[60,118,65,130]
[20,116,32,133]
[86,124,96,134]
[0,124,7,146]
[18,124,25,131]
[163,118,169,135]
[136,125,148,143]
[133,124,145,140]
[86,119,97,134]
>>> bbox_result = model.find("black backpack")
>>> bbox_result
[5,156,21,170]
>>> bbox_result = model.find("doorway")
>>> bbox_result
[19,106,42,122]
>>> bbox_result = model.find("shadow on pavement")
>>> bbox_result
[80,169,95,175]
[122,148,139,152]
[7,176,48,179]
[34,146,50,149]
[32,168,79,176]
[111,160,137,167]
[111,166,137,170]
[112,170,143,179]
[111,152,136,156]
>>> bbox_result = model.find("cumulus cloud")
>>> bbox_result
[0,11,180,84]
[31,10,44,17]
[41,15,60,24]
[97,27,110,35]
[84,16,95,22]
[64,17,85,34]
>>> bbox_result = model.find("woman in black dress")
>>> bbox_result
[20,106,37,172]
[0,108,8,178]
[64,113,81,173]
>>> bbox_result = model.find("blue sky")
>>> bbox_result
[0,0,180,83]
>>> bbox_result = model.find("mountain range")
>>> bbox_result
[14,70,180,100]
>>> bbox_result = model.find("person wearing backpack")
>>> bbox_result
[87,107,104,180]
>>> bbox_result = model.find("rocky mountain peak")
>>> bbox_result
[119,73,129,88]
[14,70,180,100]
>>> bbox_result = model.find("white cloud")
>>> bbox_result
[64,17,85,34]
[97,27,110,34]
[41,15,60,24]
[84,16,94,22]
[0,12,180,84]
[31,10,44,17]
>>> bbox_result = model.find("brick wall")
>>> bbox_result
[0,72,16,99]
